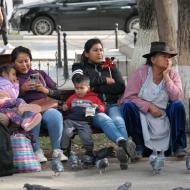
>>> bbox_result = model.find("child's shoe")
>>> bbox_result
[21,113,42,131]
[82,154,95,167]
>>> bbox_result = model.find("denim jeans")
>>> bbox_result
[92,104,128,143]
[24,108,64,152]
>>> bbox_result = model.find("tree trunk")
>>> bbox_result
[128,0,158,77]
[177,0,190,131]
[178,0,190,93]
[178,0,190,66]
[154,0,177,50]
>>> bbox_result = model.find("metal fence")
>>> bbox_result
[32,58,74,88]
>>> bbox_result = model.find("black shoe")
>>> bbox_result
[136,149,143,159]
[95,146,114,160]
[116,146,128,170]
[118,139,137,159]
[126,139,137,159]
[135,145,143,159]
[82,154,95,167]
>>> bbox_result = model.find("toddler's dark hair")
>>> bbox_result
[0,64,14,76]
[72,74,90,86]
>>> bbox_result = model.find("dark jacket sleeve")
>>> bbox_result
[72,63,107,85]
[94,66,125,95]
[38,70,62,99]
[48,89,63,100]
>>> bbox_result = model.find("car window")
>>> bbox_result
[43,0,58,2]
[64,0,99,3]
[63,0,100,7]
[98,0,136,6]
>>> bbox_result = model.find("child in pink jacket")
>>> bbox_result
[0,64,42,131]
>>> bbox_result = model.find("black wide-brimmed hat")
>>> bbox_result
[142,41,177,58]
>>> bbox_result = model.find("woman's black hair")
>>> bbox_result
[11,46,32,62]
[145,58,152,66]
[0,64,14,76]
[81,38,103,63]
[145,53,159,66]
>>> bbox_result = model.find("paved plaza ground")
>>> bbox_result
[0,158,190,190]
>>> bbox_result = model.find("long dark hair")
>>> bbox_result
[81,38,103,63]
[11,46,32,63]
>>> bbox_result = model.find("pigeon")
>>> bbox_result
[117,182,132,190]
[172,187,190,190]
[149,149,165,174]
[95,158,109,174]
[23,183,59,190]
[68,151,80,170]
[51,153,64,176]
[186,153,190,170]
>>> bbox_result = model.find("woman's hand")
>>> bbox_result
[35,83,49,94]
[163,60,172,82]
[106,77,115,85]
[21,79,36,92]
[148,104,162,117]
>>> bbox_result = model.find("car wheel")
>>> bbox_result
[31,16,54,35]
[125,16,139,33]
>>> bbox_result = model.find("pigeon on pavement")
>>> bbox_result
[68,151,80,170]
[51,153,64,176]
[149,149,165,174]
[95,158,109,174]
[117,182,132,190]
[23,183,59,190]
[172,187,190,190]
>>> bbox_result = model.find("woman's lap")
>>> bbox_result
[122,100,187,155]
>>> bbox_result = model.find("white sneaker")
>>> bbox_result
[52,149,68,161]
[4,43,15,50]
[0,47,5,54]
[35,149,48,162]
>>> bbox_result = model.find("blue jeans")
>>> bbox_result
[24,108,64,151]
[121,101,187,156]
[92,104,128,143]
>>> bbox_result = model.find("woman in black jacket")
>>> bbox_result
[72,38,136,169]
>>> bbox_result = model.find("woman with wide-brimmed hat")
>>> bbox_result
[119,41,187,158]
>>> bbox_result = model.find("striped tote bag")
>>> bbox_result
[10,133,41,172]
